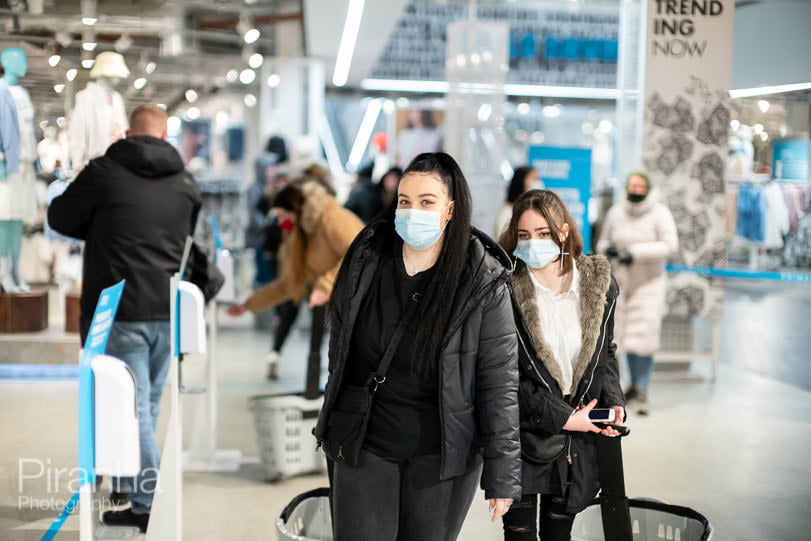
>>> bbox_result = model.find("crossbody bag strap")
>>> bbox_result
[369,292,422,390]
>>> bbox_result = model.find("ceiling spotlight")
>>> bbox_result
[758,100,770,113]
[57,117,66,127]
[133,77,147,90]
[266,73,280,87]
[243,28,260,44]
[81,59,95,69]
[145,62,156,74]
[48,54,61,67]
[185,89,199,103]
[66,68,78,81]
[54,84,66,94]
[81,0,97,25]
[186,107,201,120]
[248,53,264,69]
[82,42,97,52]
[226,69,239,83]
[516,102,531,115]
[239,68,256,84]
[244,94,257,108]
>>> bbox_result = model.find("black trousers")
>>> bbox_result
[501,493,576,541]
[332,449,482,541]
[271,300,300,352]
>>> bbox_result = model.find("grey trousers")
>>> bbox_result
[332,449,483,541]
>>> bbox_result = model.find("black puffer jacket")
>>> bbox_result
[48,136,200,338]
[510,255,624,513]
[314,222,522,500]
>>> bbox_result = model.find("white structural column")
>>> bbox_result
[443,19,509,233]
[639,0,735,318]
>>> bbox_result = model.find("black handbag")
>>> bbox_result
[321,293,421,467]
[521,431,570,465]
[183,241,225,302]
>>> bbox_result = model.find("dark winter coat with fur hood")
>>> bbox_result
[510,254,624,513]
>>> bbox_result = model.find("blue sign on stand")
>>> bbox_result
[772,139,810,183]
[78,280,125,487]
[528,146,593,252]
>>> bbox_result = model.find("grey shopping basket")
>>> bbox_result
[571,498,712,541]
[276,487,333,541]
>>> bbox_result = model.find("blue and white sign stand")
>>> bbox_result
[76,280,128,541]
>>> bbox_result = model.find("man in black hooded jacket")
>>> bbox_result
[48,104,201,532]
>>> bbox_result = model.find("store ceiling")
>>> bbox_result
[0,0,301,123]
[1,0,807,129]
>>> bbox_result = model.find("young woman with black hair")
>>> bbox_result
[315,152,522,540]
[498,190,625,541]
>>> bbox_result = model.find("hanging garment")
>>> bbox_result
[762,183,790,249]
[68,81,127,170]
[785,212,811,268]
[0,79,20,175]
[736,184,767,242]
[0,84,38,222]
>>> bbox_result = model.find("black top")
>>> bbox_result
[348,238,440,459]
[48,136,201,340]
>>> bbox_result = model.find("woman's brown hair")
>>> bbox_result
[497,189,583,275]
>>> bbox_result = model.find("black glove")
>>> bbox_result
[618,249,634,266]
[604,244,619,258]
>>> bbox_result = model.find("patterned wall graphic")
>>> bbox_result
[643,0,735,318]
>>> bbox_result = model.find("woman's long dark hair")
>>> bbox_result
[381,152,472,389]
[506,166,536,203]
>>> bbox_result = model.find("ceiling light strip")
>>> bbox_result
[360,78,620,100]
[332,0,366,87]
[346,98,382,172]
[728,82,811,99]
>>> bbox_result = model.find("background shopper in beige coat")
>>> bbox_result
[227,180,364,377]
[597,171,678,414]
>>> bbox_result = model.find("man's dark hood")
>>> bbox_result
[105,135,185,178]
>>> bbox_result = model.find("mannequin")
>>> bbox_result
[0,47,38,293]
[68,51,129,171]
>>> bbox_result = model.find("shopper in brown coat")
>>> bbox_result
[227,180,364,376]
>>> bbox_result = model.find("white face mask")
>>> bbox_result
[513,238,564,269]
[394,208,446,250]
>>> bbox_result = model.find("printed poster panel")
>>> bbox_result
[643,0,735,317]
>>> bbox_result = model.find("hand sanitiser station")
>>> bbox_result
[184,218,244,474]
[143,238,208,540]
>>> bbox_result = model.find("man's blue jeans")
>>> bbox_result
[106,321,171,515]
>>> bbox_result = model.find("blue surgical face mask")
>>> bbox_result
[514,238,563,269]
[394,208,447,250]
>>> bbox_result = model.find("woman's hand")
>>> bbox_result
[226,303,248,317]
[309,288,329,307]
[562,398,601,433]
[489,498,513,522]
[598,405,626,437]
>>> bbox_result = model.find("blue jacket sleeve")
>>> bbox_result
[0,84,21,175]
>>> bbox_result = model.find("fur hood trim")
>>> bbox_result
[510,255,612,395]
[300,181,333,235]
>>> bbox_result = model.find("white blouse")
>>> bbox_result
[528,266,582,395]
